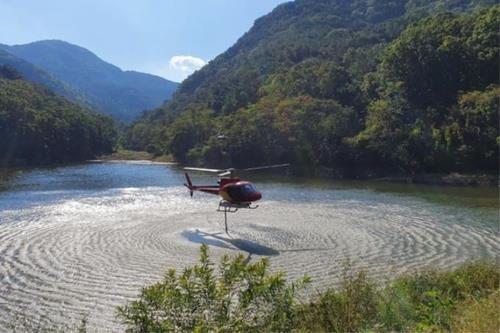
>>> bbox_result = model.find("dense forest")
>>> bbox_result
[0,66,117,166]
[124,0,499,176]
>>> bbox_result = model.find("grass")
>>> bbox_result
[452,290,500,333]
[296,261,499,332]
[296,267,380,332]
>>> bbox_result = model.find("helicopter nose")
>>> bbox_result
[251,191,262,201]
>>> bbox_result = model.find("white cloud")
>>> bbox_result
[169,55,206,78]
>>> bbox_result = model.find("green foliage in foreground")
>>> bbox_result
[117,244,310,332]
[297,260,499,332]
[118,245,499,332]
[452,290,500,333]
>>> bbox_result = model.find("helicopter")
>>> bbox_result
[183,164,290,233]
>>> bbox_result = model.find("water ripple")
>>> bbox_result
[0,164,498,331]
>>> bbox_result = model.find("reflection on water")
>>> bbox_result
[0,168,18,191]
[0,161,497,331]
[245,173,499,209]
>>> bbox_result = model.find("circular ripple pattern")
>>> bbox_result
[0,163,498,331]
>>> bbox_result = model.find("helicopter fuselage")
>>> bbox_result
[184,174,262,204]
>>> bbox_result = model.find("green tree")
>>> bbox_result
[0,76,117,166]
[436,85,500,171]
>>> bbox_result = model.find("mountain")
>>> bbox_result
[0,49,88,105]
[0,40,178,122]
[139,0,494,116]
[125,0,498,176]
[0,66,117,166]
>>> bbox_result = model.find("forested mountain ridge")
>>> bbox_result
[0,66,117,166]
[0,49,89,106]
[0,40,179,122]
[125,0,498,176]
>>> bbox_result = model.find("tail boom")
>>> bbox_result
[184,173,220,197]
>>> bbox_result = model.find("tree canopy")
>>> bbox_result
[124,1,498,176]
[0,66,117,166]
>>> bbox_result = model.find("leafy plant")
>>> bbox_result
[296,261,380,332]
[117,244,310,332]
[118,244,499,333]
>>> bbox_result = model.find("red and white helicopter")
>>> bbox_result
[183,164,290,233]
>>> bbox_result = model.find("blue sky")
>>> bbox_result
[0,0,289,82]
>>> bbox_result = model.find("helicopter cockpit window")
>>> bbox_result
[226,186,243,201]
[241,184,256,194]
[226,184,256,201]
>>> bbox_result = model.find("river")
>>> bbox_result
[0,161,498,331]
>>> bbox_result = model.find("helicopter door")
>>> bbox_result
[226,185,245,202]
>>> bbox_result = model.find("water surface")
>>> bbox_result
[0,162,498,331]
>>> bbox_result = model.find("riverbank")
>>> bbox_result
[313,166,497,187]
[95,149,175,163]
[376,173,498,187]
[95,150,497,187]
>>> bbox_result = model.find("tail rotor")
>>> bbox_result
[184,173,193,197]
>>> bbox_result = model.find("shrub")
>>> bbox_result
[297,260,498,332]
[378,261,499,332]
[117,244,310,332]
[296,262,380,332]
[117,245,498,333]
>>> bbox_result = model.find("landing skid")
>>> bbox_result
[217,200,259,234]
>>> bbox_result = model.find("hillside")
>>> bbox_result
[0,40,179,122]
[0,66,117,166]
[0,49,88,106]
[124,0,498,176]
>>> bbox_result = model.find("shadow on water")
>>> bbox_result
[181,229,335,256]
[181,229,280,256]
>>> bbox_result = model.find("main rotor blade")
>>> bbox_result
[184,167,224,173]
[184,164,290,175]
[241,163,291,171]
